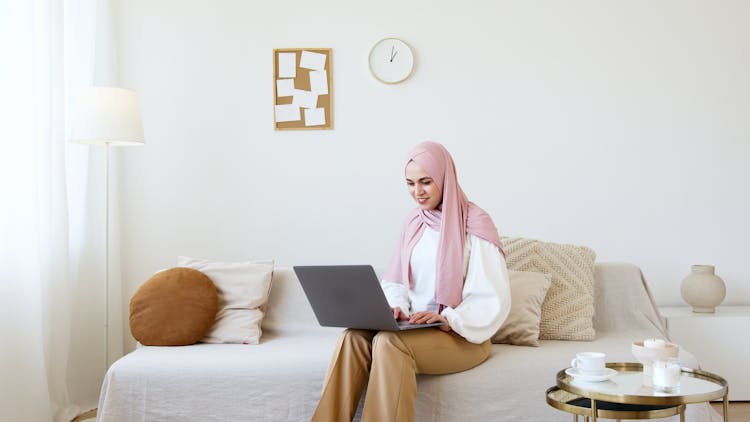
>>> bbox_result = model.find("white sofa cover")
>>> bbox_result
[97,263,720,421]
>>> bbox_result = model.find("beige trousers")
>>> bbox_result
[311,328,491,422]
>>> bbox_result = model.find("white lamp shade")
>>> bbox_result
[71,86,145,146]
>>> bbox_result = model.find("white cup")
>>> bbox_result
[571,352,606,374]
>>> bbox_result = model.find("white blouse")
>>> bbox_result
[381,226,511,344]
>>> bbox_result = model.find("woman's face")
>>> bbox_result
[405,160,442,210]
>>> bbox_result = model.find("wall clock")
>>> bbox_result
[368,38,414,84]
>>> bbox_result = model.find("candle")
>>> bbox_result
[644,338,666,349]
[653,359,681,392]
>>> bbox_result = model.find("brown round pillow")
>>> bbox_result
[130,267,218,346]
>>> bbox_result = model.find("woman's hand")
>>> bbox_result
[409,311,451,332]
[391,307,410,321]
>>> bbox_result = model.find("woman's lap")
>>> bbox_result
[368,328,491,375]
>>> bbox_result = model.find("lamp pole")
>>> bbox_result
[104,142,110,371]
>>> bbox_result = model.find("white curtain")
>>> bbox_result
[0,0,116,420]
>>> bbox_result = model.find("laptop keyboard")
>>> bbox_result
[396,320,443,329]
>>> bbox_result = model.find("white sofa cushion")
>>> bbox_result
[178,256,274,344]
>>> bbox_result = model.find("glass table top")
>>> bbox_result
[556,362,728,406]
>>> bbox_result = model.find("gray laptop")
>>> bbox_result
[293,265,444,331]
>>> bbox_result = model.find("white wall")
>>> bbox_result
[114,0,750,352]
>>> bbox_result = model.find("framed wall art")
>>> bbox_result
[273,48,333,130]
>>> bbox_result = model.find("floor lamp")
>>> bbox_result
[70,86,145,371]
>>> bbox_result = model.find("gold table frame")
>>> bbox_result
[547,386,686,421]
[550,362,729,422]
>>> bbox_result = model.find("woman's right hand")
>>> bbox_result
[391,307,409,321]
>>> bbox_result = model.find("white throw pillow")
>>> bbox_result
[177,256,274,344]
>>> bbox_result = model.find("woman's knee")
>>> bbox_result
[372,331,411,357]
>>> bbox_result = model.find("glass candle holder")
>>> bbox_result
[652,358,681,393]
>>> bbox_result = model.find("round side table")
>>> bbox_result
[549,362,728,422]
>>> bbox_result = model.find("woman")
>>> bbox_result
[312,141,511,422]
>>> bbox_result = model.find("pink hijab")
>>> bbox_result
[384,141,504,309]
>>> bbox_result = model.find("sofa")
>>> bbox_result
[97,262,720,421]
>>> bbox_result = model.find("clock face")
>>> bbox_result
[369,38,414,84]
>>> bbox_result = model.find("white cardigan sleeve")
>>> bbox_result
[380,281,412,316]
[440,235,511,344]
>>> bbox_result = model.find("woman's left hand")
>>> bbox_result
[409,311,451,332]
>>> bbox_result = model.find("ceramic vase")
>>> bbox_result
[680,265,726,313]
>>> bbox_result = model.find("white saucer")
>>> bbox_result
[565,367,618,382]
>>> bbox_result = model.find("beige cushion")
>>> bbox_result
[502,237,597,341]
[492,270,551,346]
[129,267,218,346]
[178,256,274,344]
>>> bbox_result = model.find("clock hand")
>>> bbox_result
[390,45,395,62]
[391,50,398,61]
